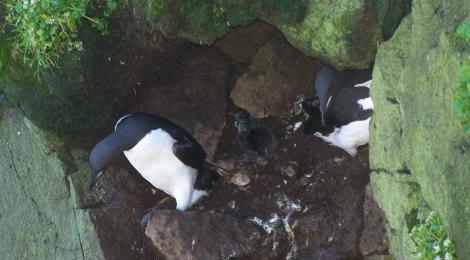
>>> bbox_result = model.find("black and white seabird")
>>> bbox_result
[232,110,278,162]
[88,113,218,211]
[303,66,373,156]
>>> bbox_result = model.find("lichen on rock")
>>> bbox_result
[134,0,410,69]
[369,0,470,258]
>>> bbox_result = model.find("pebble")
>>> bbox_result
[228,200,236,209]
[299,176,309,186]
[217,160,236,171]
[231,173,251,186]
[279,164,296,177]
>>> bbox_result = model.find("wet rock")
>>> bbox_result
[130,46,234,157]
[231,172,251,186]
[230,33,319,118]
[360,184,389,256]
[145,210,262,260]
[216,20,275,64]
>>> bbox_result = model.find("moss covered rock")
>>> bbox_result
[0,108,103,259]
[134,0,409,69]
[369,0,470,258]
[0,25,128,136]
[272,0,410,69]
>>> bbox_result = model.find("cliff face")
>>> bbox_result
[0,108,103,259]
[369,0,470,258]
[1,1,468,259]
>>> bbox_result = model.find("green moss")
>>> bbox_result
[272,0,409,69]
[370,173,420,259]
[410,211,456,260]
[370,0,470,258]
[453,20,470,132]
[3,0,116,75]
[134,0,257,44]
[0,25,123,136]
[0,40,9,80]
[134,0,409,69]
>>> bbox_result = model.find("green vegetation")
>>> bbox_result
[2,0,116,75]
[410,211,456,260]
[454,21,470,132]
[133,0,308,45]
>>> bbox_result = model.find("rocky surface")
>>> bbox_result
[0,5,394,259]
[370,0,470,258]
[270,0,411,69]
[230,33,318,118]
[215,20,275,64]
[0,108,103,259]
[360,184,388,256]
[145,210,262,259]
[133,0,410,69]
[128,45,236,157]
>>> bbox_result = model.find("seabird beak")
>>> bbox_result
[314,66,336,126]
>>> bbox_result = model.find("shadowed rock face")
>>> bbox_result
[230,32,319,119]
[145,210,262,259]
[360,184,389,257]
[128,45,234,158]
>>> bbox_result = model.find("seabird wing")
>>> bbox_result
[172,134,207,170]
[329,87,373,126]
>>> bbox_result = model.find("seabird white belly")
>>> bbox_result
[123,129,202,210]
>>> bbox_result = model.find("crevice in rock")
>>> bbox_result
[72,207,86,260]
[386,97,399,104]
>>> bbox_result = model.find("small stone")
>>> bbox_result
[299,177,309,186]
[256,158,268,166]
[231,173,251,186]
[228,200,236,209]
[217,160,236,171]
[279,164,296,177]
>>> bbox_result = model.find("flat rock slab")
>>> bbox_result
[145,210,262,260]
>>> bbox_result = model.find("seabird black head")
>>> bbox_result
[232,110,277,160]
[88,133,127,191]
[314,66,337,125]
[301,100,334,135]
[232,110,257,132]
